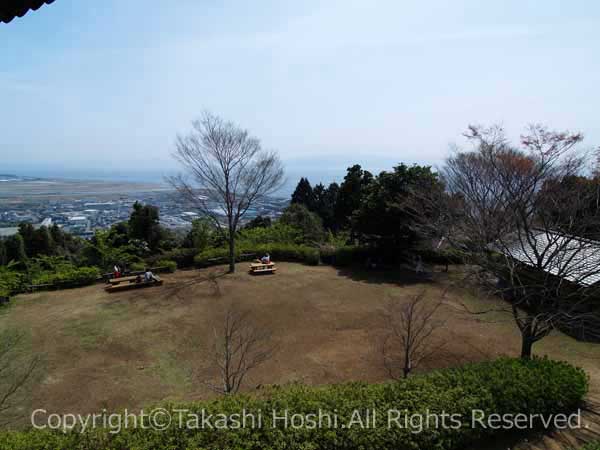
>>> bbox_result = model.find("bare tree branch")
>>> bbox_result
[205,305,277,395]
[168,112,284,273]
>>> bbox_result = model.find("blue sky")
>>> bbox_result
[1,0,599,187]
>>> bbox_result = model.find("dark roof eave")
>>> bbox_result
[1,0,55,24]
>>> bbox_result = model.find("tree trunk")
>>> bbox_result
[228,234,235,273]
[520,327,534,359]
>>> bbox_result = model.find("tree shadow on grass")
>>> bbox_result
[105,268,229,306]
[334,264,439,287]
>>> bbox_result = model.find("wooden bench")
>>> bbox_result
[109,275,140,285]
[105,276,163,293]
[249,262,277,274]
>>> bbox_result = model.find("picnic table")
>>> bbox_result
[249,262,277,274]
[108,275,140,285]
[105,276,163,292]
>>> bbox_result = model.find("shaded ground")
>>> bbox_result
[1,262,599,444]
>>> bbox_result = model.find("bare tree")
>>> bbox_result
[206,307,276,395]
[0,329,40,426]
[382,292,445,379]
[170,112,284,273]
[440,124,600,358]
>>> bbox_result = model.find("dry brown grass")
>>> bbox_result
[1,262,599,419]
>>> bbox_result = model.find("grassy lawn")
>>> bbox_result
[2,262,600,421]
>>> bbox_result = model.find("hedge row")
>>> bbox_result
[195,244,320,267]
[31,266,101,288]
[0,358,587,450]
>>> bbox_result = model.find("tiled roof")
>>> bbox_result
[501,230,600,287]
[1,0,55,24]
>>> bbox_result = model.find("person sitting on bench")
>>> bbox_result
[260,253,271,264]
[144,269,157,282]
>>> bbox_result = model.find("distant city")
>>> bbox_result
[0,174,288,239]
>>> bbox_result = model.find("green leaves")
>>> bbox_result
[0,358,588,450]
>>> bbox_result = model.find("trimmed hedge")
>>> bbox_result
[0,358,587,450]
[195,244,320,267]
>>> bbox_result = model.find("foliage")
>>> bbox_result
[577,442,600,450]
[0,267,25,298]
[291,177,315,209]
[312,181,340,230]
[128,202,162,250]
[319,245,370,266]
[2,234,26,265]
[150,248,196,269]
[335,164,374,230]
[155,259,177,273]
[30,266,99,288]
[279,203,325,244]
[242,215,272,230]
[0,358,587,450]
[195,243,320,267]
[352,163,442,250]
[183,218,216,251]
[238,223,303,246]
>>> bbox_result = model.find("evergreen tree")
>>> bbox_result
[4,234,27,263]
[0,240,6,266]
[335,165,373,230]
[17,223,35,257]
[128,202,161,250]
[352,164,441,251]
[290,178,315,210]
[313,182,340,231]
[280,203,324,243]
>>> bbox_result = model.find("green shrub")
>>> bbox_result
[320,245,370,266]
[0,269,25,298]
[155,259,177,273]
[194,247,238,267]
[195,244,320,267]
[244,243,320,265]
[0,358,587,450]
[129,262,146,272]
[151,248,196,269]
[238,223,303,246]
[31,266,100,288]
[577,442,600,450]
[417,247,465,265]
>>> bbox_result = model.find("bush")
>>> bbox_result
[129,262,146,272]
[195,243,320,267]
[320,245,370,266]
[155,259,177,273]
[238,223,303,246]
[578,443,600,450]
[31,266,100,288]
[245,243,320,266]
[152,248,196,269]
[194,247,238,267]
[0,269,25,298]
[417,247,465,265]
[0,358,587,450]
